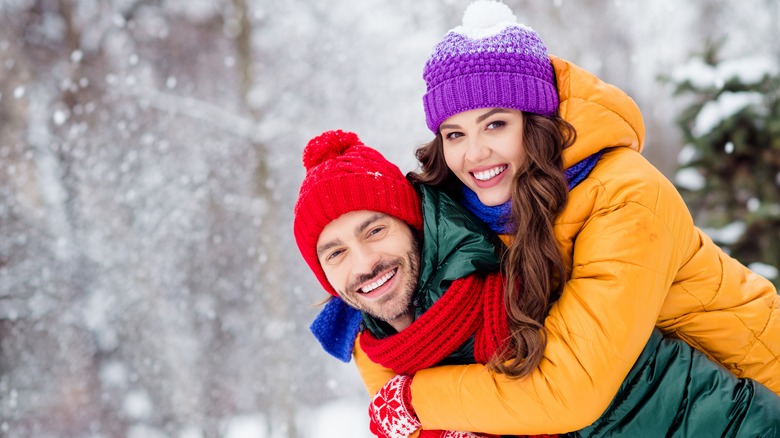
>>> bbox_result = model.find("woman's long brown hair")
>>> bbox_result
[408,112,576,378]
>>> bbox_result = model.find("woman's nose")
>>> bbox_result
[465,137,490,162]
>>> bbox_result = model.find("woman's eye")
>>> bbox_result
[444,131,463,140]
[487,120,506,130]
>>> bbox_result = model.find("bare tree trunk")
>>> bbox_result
[232,0,297,435]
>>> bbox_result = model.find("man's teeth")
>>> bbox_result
[361,270,396,293]
[473,165,507,181]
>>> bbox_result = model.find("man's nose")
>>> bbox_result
[351,244,382,275]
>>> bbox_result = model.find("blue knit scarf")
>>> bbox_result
[310,151,603,362]
[461,151,604,234]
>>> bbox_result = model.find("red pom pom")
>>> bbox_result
[303,130,362,170]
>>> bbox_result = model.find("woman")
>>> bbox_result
[360,1,780,436]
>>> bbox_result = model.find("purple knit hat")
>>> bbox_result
[422,0,559,133]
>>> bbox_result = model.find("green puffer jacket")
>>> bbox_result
[572,328,780,437]
[355,185,780,437]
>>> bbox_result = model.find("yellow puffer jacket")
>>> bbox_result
[353,56,780,434]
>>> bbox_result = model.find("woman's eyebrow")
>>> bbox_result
[440,108,511,131]
[476,108,510,123]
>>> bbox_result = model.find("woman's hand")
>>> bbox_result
[424,431,499,437]
[368,375,498,438]
[368,375,420,437]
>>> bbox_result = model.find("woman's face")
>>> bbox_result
[440,107,525,206]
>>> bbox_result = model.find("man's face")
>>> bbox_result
[316,210,420,330]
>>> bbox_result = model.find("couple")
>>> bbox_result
[293,1,780,437]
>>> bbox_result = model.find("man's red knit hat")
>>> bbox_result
[293,130,423,296]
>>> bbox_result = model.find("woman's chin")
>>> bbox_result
[476,191,511,206]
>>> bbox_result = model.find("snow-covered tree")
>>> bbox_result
[671,43,780,284]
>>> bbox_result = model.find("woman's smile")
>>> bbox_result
[471,164,509,188]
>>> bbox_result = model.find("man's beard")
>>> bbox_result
[341,239,420,324]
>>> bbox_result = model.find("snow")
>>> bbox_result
[70,49,83,63]
[672,54,779,89]
[224,415,269,438]
[123,389,154,420]
[674,167,706,191]
[179,425,206,438]
[692,91,764,137]
[52,108,69,125]
[702,221,747,245]
[112,407,371,438]
[100,360,129,387]
[718,56,779,85]
[128,425,169,438]
[303,401,372,438]
[671,58,721,89]
[747,198,760,213]
[749,262,779,280]
[676,144,698,165]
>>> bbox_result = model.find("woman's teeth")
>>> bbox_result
[473,165,507,181]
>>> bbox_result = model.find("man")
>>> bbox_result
[292,130,780,438]
[294,129,508,438]
[292,129,424,337]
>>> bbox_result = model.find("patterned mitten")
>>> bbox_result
[439,431,499,438]
[368,375,421,438]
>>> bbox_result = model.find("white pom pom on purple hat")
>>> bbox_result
[453,0,532,39]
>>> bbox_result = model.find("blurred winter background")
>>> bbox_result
[0,0,778,437]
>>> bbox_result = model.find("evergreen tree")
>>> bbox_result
[670,43,780,284]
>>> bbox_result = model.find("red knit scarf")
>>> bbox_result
[360,270,509,375]
[360,271,559,438]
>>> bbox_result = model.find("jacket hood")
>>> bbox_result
[551,56,646,169]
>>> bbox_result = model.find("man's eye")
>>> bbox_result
[368,226,385,237]
[326,249,344,261]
